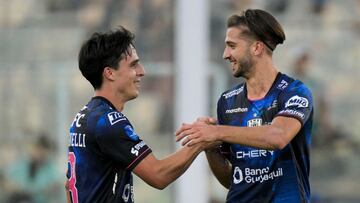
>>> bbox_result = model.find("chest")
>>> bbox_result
[221,94,280,127]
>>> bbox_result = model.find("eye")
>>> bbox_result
[130,61,139,68]
[226,43,236,49]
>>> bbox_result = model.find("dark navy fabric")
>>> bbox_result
[67,97,151,203]
[217,73,313,203]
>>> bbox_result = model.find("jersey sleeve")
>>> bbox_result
[95,111,152,170]
[216,96,231,159]
[217,96,225,125]
[275,80,313,126]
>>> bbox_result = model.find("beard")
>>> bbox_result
[233,51,254,79]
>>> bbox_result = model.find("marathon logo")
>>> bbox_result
[108,112,126,125]
[225,107,248,114]
[285,95,308,108]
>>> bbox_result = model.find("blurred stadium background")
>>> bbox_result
[0,0,359,202]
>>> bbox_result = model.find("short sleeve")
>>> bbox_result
[95,112,152,170]
[217,96,231,159]
[275,81,313,126]
[217,97,225,125]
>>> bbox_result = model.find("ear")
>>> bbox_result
[252,41,265,56]
[103,67,115,81]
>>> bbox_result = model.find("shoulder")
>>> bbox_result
[278,76,313,111]
[285,79,312,98]
[276,73,312,96]
[220,83,245,100]
[95,110,130,131]
[86,99,131,134]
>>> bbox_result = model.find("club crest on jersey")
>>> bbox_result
[285,95,308,108]
[124,125,140,141]
[108,112,126,125]
[247,118,262,127]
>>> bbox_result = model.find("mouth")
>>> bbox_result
[134,80,141,87]
[229,60,237,70]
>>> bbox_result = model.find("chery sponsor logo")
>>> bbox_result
[233,166,283,184]
[236,149,274,159]
[285,95,308,108]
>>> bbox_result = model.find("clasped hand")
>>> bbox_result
[175,117,221,149]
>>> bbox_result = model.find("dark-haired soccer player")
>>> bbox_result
[176,9,313,203]
[66,26,214,203]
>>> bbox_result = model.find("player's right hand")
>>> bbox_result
[195,117,217,125]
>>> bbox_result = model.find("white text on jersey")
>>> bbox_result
[236,149,274,159]
[69,133,86,148]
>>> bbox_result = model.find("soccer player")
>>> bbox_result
[66,26,214,203]
[176,9,313,203]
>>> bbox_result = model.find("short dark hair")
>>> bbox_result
[78,26,135,89]
[227,9,285,51]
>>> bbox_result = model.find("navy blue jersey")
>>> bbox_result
[217,73,313,203]
[66,97,152,203]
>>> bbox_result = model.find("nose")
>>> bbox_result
[223,47,230,60]
[137,64,145,77]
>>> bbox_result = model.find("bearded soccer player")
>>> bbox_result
[176,9,313,203]
[66,26,214,203]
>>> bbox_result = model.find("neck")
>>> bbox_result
[95,88,125,112]
[246,58,278,100]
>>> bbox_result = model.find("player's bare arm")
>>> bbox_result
[205,148,232,189]
[176,117,232,188]
[176,116,301,150]
[65,179,71,203]
[132,144,203,190]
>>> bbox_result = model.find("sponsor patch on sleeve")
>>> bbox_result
[285,95,308,108]
[108,112,126,125]
[278,109,305,119]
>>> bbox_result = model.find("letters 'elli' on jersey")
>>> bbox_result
[218,73,313,203]
[67,97,152,203]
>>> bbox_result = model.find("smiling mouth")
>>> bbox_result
[134,80,141,87]
[230,60,237,68]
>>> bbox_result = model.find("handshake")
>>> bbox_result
[175,117,222,150]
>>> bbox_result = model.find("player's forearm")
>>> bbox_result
[205,149,231,189]
[65,179,71,203]
[217,125,286,150]
[158,145,202,187]
[143,145,202,189]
